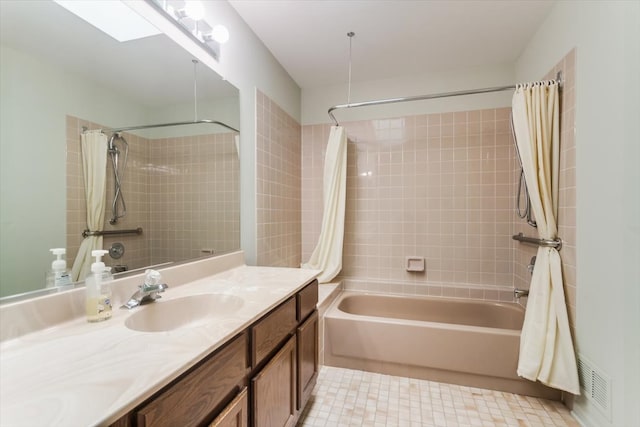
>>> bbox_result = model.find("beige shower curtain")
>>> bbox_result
[512,81,580,395]
[71,130,108,281]
[303,126,347,282]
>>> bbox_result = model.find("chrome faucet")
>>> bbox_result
[121,270,168,309]
[514,288,529,300]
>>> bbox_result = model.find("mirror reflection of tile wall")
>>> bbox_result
[66,115,239,274]
[149,131,240,264]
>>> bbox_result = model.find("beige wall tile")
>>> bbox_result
[302,107,517,298]
[302,50,576,309]
[255,90,302,267]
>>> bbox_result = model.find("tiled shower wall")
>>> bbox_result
[512,49,577,328]
[302,108,518,299]
[255,90,302,267]
[302,50,577,314]
[66,116,239,275]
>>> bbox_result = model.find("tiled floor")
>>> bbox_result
[297,366,579,427]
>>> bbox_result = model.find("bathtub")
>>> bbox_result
[324,291,561,400]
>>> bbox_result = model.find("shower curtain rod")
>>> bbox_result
[108,119,239,134]
[327,72,562,126]
[83,119,239,134]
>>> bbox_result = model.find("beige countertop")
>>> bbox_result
[0,263,318,427]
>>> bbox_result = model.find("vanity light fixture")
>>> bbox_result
[53,0,162,42]
[184,1,205,21]
[210,25,230,44]
[147,0,230,60]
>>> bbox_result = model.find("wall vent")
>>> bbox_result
[577,354,612,420]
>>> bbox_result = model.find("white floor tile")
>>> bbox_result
[297,366,579,427]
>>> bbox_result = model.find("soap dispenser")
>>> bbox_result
[86,249,113,322]
[46,248,72,288]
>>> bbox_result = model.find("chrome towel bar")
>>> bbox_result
[512,233,562,250]
[82,227,143,238]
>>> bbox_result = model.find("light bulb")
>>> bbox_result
[211,24,229,44]
[184,1,204,21]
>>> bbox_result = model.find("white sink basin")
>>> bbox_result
[125,294,244,332]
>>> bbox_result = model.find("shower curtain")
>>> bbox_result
[512,81,580,395]
[71,130,108,281]
[303,126,347,282]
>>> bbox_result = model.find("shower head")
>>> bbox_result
[107,132,129,224]
[108,133,128,152]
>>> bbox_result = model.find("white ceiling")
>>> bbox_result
[229,0,555,89]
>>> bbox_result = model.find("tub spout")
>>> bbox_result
[514,288,529,300]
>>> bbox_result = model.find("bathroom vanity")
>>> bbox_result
[112,280,318,427]
[0,252,319,427]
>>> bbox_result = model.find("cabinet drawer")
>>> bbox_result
[136,333,248,427]
[251,297,296,368]
[210,387,248,427]
[296,280,318,322]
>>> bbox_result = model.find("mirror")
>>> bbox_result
[0,1,240,300]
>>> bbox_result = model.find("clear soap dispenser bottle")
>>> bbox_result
[46,248,72,288]
[85,250,113,322]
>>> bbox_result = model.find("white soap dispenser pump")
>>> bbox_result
[86,249,113,322]
[46,248,72,288]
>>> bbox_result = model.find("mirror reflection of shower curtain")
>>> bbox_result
[511,81,580,395]
[71,130,108,281]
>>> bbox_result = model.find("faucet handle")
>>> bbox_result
[141,269,167,292]
[144,269,162,285]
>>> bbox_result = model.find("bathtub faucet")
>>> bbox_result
[514,288,529,300]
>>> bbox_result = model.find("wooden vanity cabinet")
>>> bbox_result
[136,332,248,427]
[109,279,318,427]
[110,332,248,427]
[249,280,318,427]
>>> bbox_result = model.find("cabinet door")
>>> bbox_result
[296,310,318,410]
[251,336,297,427]
[210,388,248,427]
